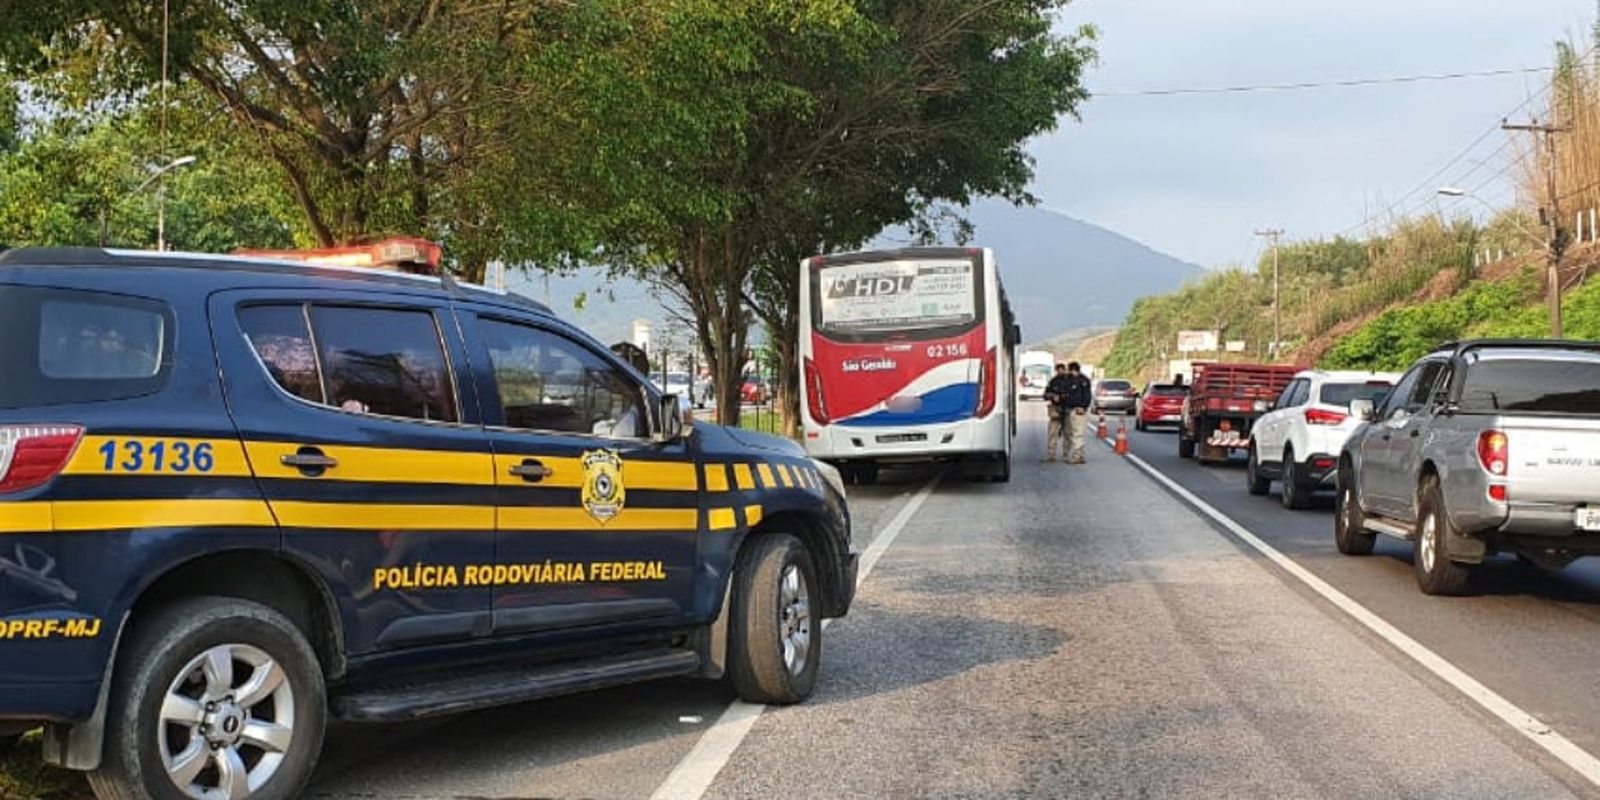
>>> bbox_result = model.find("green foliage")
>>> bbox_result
[0,96,303,251]
[1319,271,1541,370]
[1102,215,1490,380]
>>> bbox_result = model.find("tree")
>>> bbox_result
[627,0,1095,426]
[3,1,678,280]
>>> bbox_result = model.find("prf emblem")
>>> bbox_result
[581,449,626,524]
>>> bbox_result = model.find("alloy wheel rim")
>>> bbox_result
[1420,513,1438,573]
[779,564,812,676]
[1341,486,1355,534]
[159,643,295,800]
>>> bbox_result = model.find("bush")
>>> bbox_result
[1319,271,1540,370]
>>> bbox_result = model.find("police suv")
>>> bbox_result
[0,247,857,800]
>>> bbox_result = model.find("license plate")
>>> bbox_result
[1578,508,1600,532]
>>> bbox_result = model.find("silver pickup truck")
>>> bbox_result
[1336,340,1600,595]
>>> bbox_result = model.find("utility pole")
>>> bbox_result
[1503,119,1570,338]
[1255,228,1283,358]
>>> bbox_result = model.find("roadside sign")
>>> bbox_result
[1176,330,1218,353]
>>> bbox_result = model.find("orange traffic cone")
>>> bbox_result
[1114,421,1129,456]
[1096,415,1110,440]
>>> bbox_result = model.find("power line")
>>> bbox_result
[1338,80,1556,236]
[1095,66,1553,98]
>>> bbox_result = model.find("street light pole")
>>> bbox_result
[1255,228,1284,358]
[99,155,197,248]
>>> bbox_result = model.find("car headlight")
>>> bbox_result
[812,459,846,499]
[1253,400,1270,412]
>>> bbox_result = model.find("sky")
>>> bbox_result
[1036,0,1598,269]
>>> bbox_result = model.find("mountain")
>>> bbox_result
[950,200,1202,342]
[506,200,1202,350]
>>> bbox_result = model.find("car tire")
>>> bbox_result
[1280,449,1311,510]
[1177,434,1196,460]
[88,597,326,800]
[1333,465,1376,555]
[728,534,820,705]
[1414,480,1472,596]
[1246,445,1270,496]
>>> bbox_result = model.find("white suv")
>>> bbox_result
[1247,370,1398,508]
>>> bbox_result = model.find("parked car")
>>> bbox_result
[661,371,693,398]
[1246,370,1398,508]
[1337,340,1600,595]
[1091,378,1138,414]
[741,375,770,405]
[0,246,858,799]
[1135,383,1190,431]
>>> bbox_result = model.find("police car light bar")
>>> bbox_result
[233,237,443,275]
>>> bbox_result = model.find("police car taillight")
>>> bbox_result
[0,425,83,494]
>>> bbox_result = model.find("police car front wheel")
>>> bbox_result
[89,597,325,800]
[728,534,821,705]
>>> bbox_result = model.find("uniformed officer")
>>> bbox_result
[1059,361,1093,464]
[1042,363,1072,462]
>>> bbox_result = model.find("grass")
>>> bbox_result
[734,407,795,438]
[1,729,88,800]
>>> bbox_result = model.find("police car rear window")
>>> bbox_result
[0,285,173,409]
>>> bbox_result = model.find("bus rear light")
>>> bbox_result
[804,358,829,425]
[1477,429,1508,476]
[0,425,84,494]
[976,347,998,418]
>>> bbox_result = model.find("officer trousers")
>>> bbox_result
[1046,411,1070,460]
[1064,409,1089,463]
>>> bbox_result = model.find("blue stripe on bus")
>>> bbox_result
[839,383,979,427]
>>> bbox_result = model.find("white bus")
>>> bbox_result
[799,247,1018,484]
[1018,350,1055,401]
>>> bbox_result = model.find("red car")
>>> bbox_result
[740,376,770,404]
[1136,383,1190,431]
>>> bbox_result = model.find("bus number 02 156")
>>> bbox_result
[926,342,969,359]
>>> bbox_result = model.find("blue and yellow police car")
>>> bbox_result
[0,245,857,800]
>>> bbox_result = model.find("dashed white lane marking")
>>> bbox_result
[649,472,944,800]
[1117,446,1600,790]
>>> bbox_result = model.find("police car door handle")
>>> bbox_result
[281,449,338,472]
[509,459,553,482]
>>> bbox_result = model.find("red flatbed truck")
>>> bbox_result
[1178,362,1300,464]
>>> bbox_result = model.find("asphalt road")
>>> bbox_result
[303,404,1594,799]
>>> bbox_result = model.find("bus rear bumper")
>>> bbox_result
[803,414,1009,463]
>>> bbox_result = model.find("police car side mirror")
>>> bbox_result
[1349,398,1375,422]
[657,394,688,442]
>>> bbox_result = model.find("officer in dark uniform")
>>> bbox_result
[1059,362,1093,464]
[1042,363,1073,462]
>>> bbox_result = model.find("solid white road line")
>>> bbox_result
[1118,447,1600,789]
[649,473,944,800]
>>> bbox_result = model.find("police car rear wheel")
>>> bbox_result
[728,534,820,705]
[89,597,325,800]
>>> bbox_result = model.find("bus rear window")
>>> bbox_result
[814,257,980,337]
[0,285,173,409]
